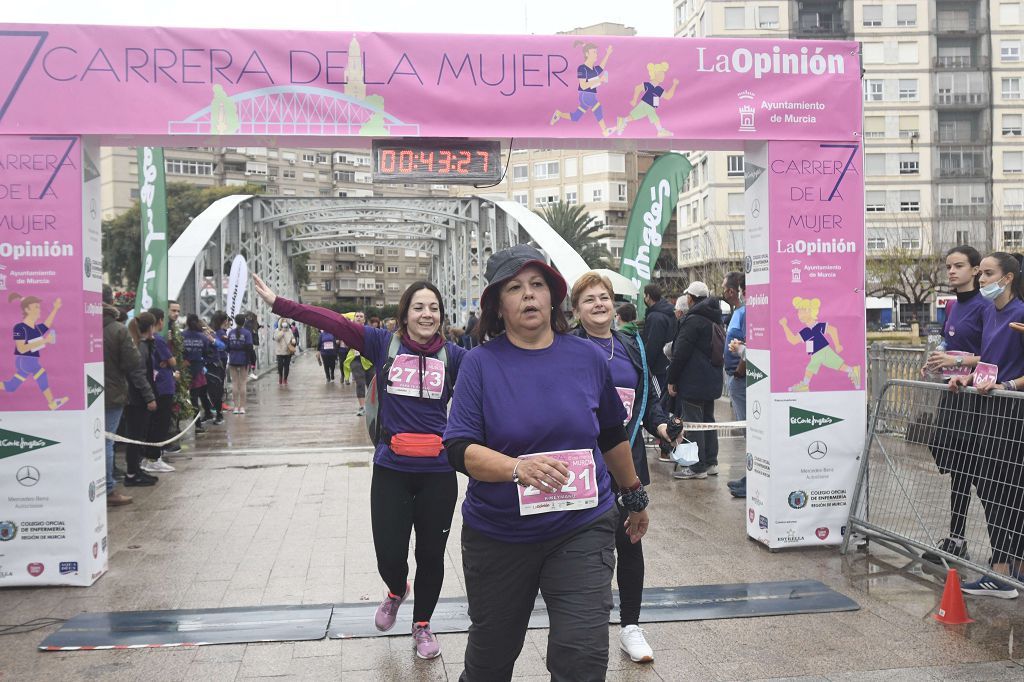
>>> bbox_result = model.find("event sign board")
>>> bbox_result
[744,141,866,549]
[0,135,107,586]
[0,26,860,147]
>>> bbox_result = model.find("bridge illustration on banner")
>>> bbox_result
[167,85,420,136]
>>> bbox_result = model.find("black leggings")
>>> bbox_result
[370,464,458,623]
[123,403,152,475]
[277,354,292,381]
[615,503,644,626]
[206,364,225,416]
[322,354,337,381]
[146,394,174,460]
[977,396,1024,566]
[190,385,214,419]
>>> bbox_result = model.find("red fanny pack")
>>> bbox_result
[389,433,444,458]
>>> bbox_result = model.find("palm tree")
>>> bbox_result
[535,201,613,268]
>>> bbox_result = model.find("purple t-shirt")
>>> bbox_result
[14,322,47,357]
[577,64,603,92]
[182,329,210,368]
[360,326,465,474]
[226,327,253,366]
[799,322,829,354]
[980,297,1024,383]
[641,82,665,107]
[444,334,626,543]
[944,291,987,354]
[152,333,176,396]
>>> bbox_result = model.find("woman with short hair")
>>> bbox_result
[570,271,678,664]
[444,244,650,681]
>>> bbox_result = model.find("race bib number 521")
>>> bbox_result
[387,354,445,399]
[517,449,599,516]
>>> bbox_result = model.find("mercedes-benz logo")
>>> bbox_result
[16,466,40,487]
[752,401,762,420]
[94,419,102,439]
[750,199,761,218]
[807,441,828,460]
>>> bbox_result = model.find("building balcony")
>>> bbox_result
[935,91,989,108]
[937,204,989,218]
[935,164,990,179]
[933,128,991,144]
[933,55,990,70]
[792,19,849,38]
[934,17,981,35]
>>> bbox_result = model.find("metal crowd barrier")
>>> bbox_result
[843,379,1024,591]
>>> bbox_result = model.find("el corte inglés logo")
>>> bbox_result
[0,428,60,461]
[745,360,767,387]
[789,407,843,436]
[87,375,105,408]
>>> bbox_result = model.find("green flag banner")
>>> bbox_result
[619,153,692,317]
[134,147,168,316]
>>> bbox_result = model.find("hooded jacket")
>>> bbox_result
[572,327,669,486]
[641,298,677,376]
[666,296,725,402]
[102,305,154,407]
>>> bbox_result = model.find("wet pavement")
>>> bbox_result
[2,351,1023,681]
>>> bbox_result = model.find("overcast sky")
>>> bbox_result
[7,1,674,37]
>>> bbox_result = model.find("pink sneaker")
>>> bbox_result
[374,582,410,632]
[412,622,440,659]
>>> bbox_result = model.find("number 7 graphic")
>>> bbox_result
[819,143,858,202]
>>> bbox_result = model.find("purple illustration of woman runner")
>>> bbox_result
[550,42,615,137]
[1,293,68,410]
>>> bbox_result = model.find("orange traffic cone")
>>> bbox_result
[933,568,974,624]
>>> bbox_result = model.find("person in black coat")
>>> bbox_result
[639,284,676,393]
[666,281,725,480]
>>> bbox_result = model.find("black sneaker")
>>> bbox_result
[212,415,225,425]
[124,473,157,487]
[195,424,206,434]
[164,442,182,453]
[922,537,969,565]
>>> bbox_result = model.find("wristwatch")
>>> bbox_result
[955,355,964,367]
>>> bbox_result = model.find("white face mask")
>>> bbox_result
[980,278,1006,301]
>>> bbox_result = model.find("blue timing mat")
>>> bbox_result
[39,604,334,651]
[327,579,859,639]
[38,581,857,649]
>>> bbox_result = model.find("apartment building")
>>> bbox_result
[99,145,449,308]
[673,0,1024,319]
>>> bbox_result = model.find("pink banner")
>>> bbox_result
[0,135,83,412]
[0,25,861,145]
[768,142,865,394]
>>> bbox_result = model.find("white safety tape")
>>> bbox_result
[105,413,202,446]
[679,420,746,432]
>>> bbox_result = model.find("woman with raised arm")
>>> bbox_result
[252,273,465,660]
[442,245,650,681]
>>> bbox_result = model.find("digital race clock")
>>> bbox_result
[372,139,502,184]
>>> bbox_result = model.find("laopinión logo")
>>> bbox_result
[788,490,808,509]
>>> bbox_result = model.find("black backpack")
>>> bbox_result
[709,323,726,368]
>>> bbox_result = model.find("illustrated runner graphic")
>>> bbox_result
[550,42,615,137]
[1,292,68,410]
[779,296,860,391]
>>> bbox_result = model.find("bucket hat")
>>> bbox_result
[481,244,567,306]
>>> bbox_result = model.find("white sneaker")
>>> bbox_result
[705,464,719,476]
[139,460,158,473]
[356,407,365,416]
[619,625,654,663]
[248,372,258,380]
[147,458,176,473]
[673,466,707,480]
